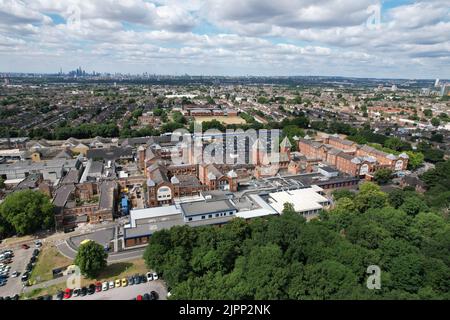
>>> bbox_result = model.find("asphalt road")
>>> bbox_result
[68,281,167,300]
[0,246,34,297]
[56,241,145,263]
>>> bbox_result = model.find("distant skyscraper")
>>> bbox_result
[435,78,440,87]
[440,84,449,97]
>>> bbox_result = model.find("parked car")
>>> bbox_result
[102,282,108,291]
[128,276,134,285]
[73,288,81,297]
[150,291,159,300]
[56,291,64,300]
[146,272,153,282]
[121,278,128,287]
[21,273,29,282]
[63,288,72,299]
[143,293,150,300]
[21,244,30,250]
[134,275,141,285]
[95,282,102,292]
[80,287,87,296]
[152,273,159,280]
[141,275,147,283]
[136,295,143,301]
[32,249,40,257]
[108,281,115,289]
[115,279,121,288]
[88,284,96,295]
[44,295,53,300]
[11,271,19,278]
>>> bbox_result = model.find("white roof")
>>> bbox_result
[236,194,278,219]
[268,188,329,214]
[130,206,182,227]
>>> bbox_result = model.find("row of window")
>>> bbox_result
[187,211,235,222]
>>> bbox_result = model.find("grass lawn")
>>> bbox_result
[23,258,149,299]
[0,235,34,247]
[29,245,73,284]
[194,116,246,125]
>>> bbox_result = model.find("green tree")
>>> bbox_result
[282,202,296,215]
[0,190,54,235]
[399,197,429,216]
[406,151,424,170]
[388,189,405,209]
[74,241,108,278]
[354,182,388,212]
[374,168,393,185]
[430,117,441,127]
[332,189,355,201]
[0,177,5,189]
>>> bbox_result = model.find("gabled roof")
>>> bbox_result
[280,136,292,149]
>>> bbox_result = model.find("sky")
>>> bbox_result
[0,0,449,79]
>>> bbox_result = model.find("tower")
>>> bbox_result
[280,136,292,159]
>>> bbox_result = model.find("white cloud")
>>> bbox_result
[0,0,448,78]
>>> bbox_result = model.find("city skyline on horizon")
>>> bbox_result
[0,0,449,79]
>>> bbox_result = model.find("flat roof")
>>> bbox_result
[130,205,182,227]
[235,194,278,219]
[268,187,329,214]
[180,199,236,217]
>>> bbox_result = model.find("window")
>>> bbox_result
[202,216,205,220]
[208,215,212,219]
[188,218,193,222]
[216,214,219,217]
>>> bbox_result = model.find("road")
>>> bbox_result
[69,281,167,300]
[56,240,145,263]
[0,247,34,297]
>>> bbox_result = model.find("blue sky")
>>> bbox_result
[0,0,449,78]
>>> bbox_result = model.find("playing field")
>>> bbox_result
[194,116,246,125]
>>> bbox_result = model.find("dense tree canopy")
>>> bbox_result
[0,190,54,236]
[143,182,449,300]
